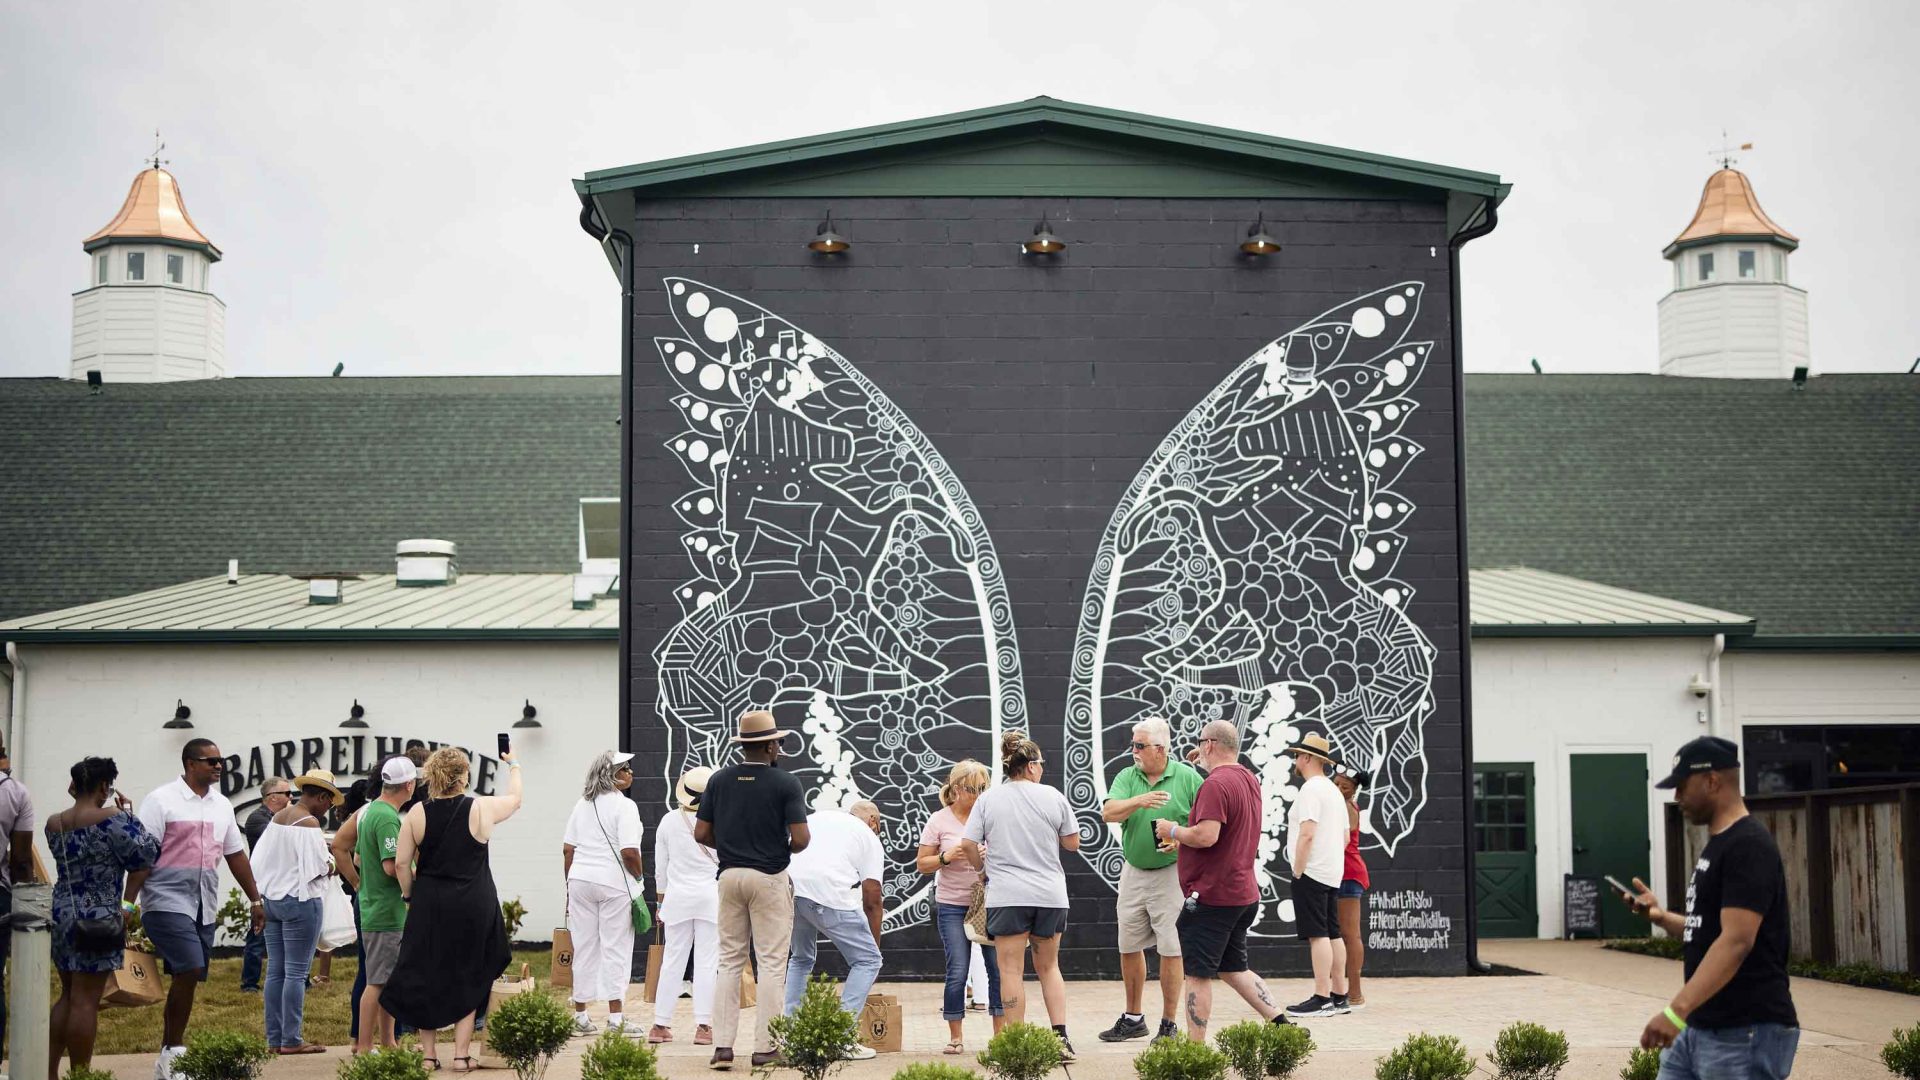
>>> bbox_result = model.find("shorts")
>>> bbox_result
[361,930,404,984]
[1116,862,1183,956]
[1338,879,1366,900]
[1177,901,1256,978]
[985,906,1067,939]
[1292,876,1339,941]
[144,910,216,977]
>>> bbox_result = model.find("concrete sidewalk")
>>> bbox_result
[85,942,1901,1080]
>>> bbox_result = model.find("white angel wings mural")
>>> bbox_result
[650,277,1438,935]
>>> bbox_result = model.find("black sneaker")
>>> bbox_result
[1286,994,1334,1017]
[1270,1012,1295,1026]
[1329,992,1352,1014]
[1153,1019,1180,1043]
[1053,1026,1076,1063]
[1098,1014,1149,1042]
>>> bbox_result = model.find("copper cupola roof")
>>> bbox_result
[1664,167,1797,258]
[83,167,221,260]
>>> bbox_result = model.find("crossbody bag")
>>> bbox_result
[594,797,652,935]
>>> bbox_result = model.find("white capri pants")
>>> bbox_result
[653,917,719,1027]
[567,878,636,1006]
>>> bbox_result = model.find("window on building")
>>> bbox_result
[125,251,145,281]
[167,253,184,284]
[1472,768,1530,853]
[1773,250,1785,282]
[1673,261,1683,289]
[579,498,621,575]
[1696,252,1714,281]
[96,254,108,284]
[1738,250,1756,279]
[1745,724,1920,794]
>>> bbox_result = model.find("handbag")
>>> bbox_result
[50,807,128,953]
[963,876,991,945]
[594,796,653,935]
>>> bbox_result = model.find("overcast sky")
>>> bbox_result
[3,1,1914,379]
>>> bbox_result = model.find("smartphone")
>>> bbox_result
[1603,874,1634,898]
[497,732,511,758]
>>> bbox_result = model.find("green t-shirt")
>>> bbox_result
[355,800,407,932]
[1108,760,1203,870]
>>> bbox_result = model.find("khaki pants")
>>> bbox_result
[712,867,793,1054]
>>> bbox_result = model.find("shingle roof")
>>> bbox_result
[1464,373,1920,639]
[0,376,619,623]
[2,372,1912,640]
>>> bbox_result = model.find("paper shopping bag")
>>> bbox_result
[487,962,537,1015]
[550,928,574,990]
[856,994,902,1052]
[642,937,663,1003]
[100,949,165,1009]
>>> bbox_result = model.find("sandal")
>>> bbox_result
[944,1040,966,1056]
[422,1059,442,1072]
[451,1057,477,1074]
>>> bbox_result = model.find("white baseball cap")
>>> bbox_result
[380,757,418,785]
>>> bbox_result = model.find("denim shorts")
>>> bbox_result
[1338,879,1366,899]
[143,910,216,978]
[1657,1022,1799,1080]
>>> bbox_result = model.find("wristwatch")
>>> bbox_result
[938,850,950,867]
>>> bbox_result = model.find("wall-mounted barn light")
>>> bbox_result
[1022,215,1065,255]
[1240,212,1280,256]
[342,699,369,729]
[514,699,542,729]
[164,699,194,730]
[808,211,849,254]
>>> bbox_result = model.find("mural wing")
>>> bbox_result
[1064,282,1439,932]
[651,278,1026,931]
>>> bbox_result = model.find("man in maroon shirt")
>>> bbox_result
[1154,719,1293,1041]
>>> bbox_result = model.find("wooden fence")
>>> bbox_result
[1664,782,1918,971]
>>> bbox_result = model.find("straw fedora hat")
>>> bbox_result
[288,768,342,806]
[1284,732,1338,766]
[731,709,795,745]
[676,766,713,809]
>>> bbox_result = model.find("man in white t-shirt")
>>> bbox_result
[1282,733,1351,1018]
[782,806,884,1054]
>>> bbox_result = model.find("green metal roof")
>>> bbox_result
[1469,567,1752,637]
[0,573,617,642]
[576,96,1508,233]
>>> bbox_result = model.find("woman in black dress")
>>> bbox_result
[380,746,523,1072]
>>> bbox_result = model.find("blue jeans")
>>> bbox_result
[241,927,267,989]
[936,902,1001,1022]
[1658,1023,1800,1080]
[264,896,324,1048]
[783,896,883,1017]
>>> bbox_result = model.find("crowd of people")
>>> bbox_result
[4,717,1799,1080]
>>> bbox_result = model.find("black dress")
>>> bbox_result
[380,796,511,1030]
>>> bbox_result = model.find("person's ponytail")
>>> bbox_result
[1000,731,1041,781]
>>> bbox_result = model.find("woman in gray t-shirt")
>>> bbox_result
[960,733,1081,1059]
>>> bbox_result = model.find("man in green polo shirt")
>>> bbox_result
[1098,715,1203,1043]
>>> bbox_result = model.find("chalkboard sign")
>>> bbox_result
[1563,875,1603,938]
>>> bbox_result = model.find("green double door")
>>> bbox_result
[1474,763,1537,938]
[1568,753,1651,939]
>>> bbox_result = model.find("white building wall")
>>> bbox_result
[1470,636,1712,937]
[12,640,618,943]
[70,248,226,383]
[1722,650,1920,732]
[1657,279,1809,380]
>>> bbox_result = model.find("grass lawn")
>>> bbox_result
[80,949,554,1055]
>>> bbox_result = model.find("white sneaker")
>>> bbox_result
[605,1016,634,1037]
[844,1044,877,1060]
[573,1013,599,1036]
[155,1046,187,1080]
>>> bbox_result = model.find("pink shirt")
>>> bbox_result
[919,806,982,906]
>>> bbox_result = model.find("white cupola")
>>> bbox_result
[1656,166,1807,378]
[71,160,227,382]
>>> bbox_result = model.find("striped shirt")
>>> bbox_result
[136,777,245,919]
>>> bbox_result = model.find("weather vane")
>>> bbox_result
[148,129,169,171]
[1709,129,1752,169]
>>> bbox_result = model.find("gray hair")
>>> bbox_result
[1202,719,1240,755]
[581,751,627,800]
[848,800,880,828]
[1132,716,1172,749]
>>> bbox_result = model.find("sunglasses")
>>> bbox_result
[263,789,291,798]
[1131,741,1165,751]
[188,756,225,766]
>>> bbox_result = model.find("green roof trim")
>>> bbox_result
[576,96,1509,210]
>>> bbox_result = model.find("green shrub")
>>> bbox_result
[1215,1020,1314,1080]
[580,1029,662,1080]
[767,975,862,1080]
[1490,1022,1570,1080]
[1619,1047,1661,1080]
[336,1047,429,1080]
[891,1067,980,1080]
[65,1068,120,1080]
[1882,1024,1920,1080]
[484,991,575,1080]
[1135,1036,1229,1080]
[172,1030,272,1080]
[1375,1034,1476,1080]
[977,1022,1064,1080]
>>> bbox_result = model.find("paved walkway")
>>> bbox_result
[82,942,1901,1080]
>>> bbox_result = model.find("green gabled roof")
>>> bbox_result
[577,96,1508,234]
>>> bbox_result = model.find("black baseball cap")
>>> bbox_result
[1654,736,1740,789]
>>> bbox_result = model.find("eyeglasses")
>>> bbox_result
[188,756,225,766]
[263,789,291,799]
[1131,741,1165,751]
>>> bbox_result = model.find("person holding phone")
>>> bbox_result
[1625,737,1797,1080]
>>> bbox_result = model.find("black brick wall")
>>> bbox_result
[621,196,1467,977]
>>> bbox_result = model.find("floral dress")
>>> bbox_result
[48,813,161,973]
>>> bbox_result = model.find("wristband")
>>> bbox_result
[508,761,521,770]
[1663,1006,1687,1032]
[120,900,137,914]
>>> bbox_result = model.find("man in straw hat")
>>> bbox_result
[694,710,812,1071]
[1281,731,1351,1018]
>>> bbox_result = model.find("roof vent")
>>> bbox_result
[295,572,360,605]
[396,539,457,587]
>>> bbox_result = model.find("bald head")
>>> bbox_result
[1202,720,1239,754]
[849,800,881,834]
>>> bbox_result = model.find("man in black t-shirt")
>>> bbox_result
[694,710,811,1071]
[1625,736,1798,1080]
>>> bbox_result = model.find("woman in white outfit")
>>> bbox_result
[561,751,645,1036]
[649,766,719,1045]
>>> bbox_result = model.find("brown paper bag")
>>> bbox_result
[550,928,574,990]
[856,994,902,1052]
[740,964,756,1009]
[487,962,536,1015]
[101,949,165,1009]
